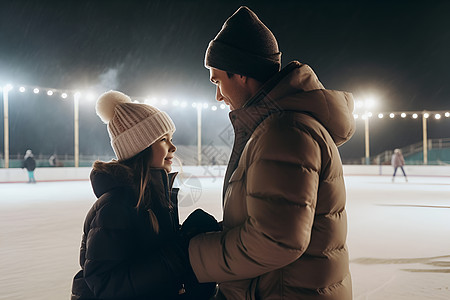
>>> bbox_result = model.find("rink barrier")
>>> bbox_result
[0,165,228,183]
[0,165,449,183]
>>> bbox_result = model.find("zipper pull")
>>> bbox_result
[178,283,186,294]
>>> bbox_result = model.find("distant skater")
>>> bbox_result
[391,148,407,182]
[22,149,36,183]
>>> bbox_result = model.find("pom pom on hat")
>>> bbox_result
[96,90,132,123]
[95,90,176,161]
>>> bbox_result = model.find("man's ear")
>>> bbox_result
[238,74,249,84]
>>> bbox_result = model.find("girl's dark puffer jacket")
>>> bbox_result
[71,162,188,300]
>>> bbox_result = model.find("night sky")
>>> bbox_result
[1,0,449,162]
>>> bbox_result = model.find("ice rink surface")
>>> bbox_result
[1,172,449,299]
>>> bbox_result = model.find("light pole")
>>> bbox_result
[364,113,370,165]
[196,104,202,166]
[422,112,429,165]
[74,92,80,167]
[356,97,376,165]
[2,84,12,168]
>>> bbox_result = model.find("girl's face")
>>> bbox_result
[149,132,176,173]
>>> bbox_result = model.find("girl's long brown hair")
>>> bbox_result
[122,147,166,234]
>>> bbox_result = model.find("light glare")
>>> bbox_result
[365,97,376,108]
[5,84,13,92]
[87,93,95,101]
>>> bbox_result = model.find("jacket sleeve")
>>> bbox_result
[189,122,321,282]
[83,199,186,298]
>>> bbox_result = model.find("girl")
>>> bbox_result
[71,91,215,299]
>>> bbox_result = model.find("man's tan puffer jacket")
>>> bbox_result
[189,61,355,299]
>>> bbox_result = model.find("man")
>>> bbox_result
[188,6,355,299]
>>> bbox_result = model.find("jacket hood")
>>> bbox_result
[90,160,135,199]
[90,160,177,200]
[240,61,355,146]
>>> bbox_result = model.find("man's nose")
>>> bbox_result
[215,87,224,102]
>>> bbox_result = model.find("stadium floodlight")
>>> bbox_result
[220,104,226,109]
[412,113,418,119]
[401,113,406,118]
[33,88,39,94]
[211,105,217,111]
[47,90,54,96]
[378,113,384,118]
[434,114,441,120]
[61,93,68,99]
[445,112,450,118]
[353,114,359,119]
[424,113,430,119]
[19,87,26,92]
[389,113,395,118]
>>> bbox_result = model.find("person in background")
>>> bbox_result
[391,148,408,182]
[22,149,36,183]
[71,90,217,300]
[49,154,57,167]
[183,6,355,299]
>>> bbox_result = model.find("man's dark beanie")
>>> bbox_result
[205,6,281,83]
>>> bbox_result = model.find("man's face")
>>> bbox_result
[209,68,251,111]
